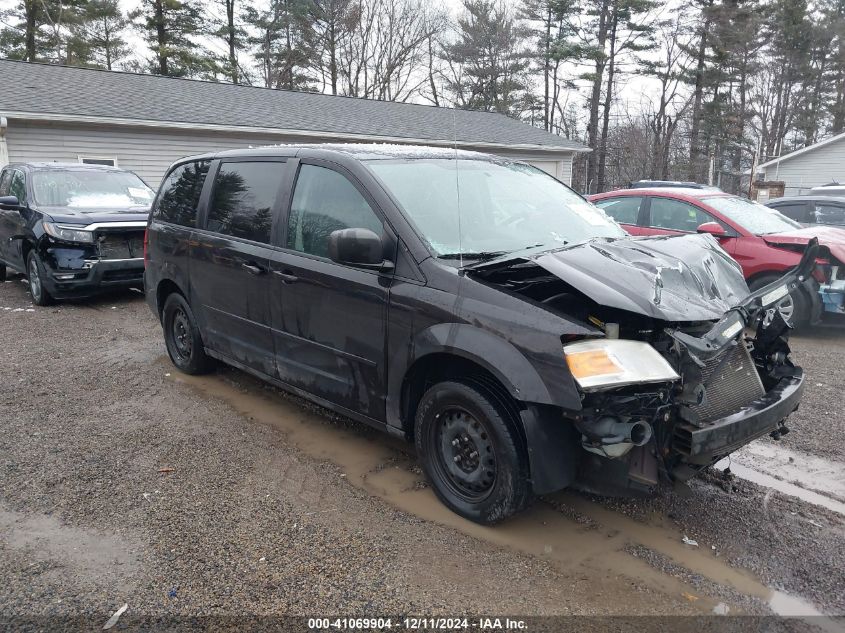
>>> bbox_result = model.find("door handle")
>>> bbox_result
[242,262,266,275]
[273,270,299,284]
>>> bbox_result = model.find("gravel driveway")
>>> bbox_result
[1,276,843,628]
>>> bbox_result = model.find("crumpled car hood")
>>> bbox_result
[762,225,845,263]
[527,234,750,322]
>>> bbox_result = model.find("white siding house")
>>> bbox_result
[758,131,845,195]
[0,60,586,188]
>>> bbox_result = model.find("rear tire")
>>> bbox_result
[27,252,54,306]
[162,293,213,374]
[414,380,532,524]
[749,274,810,327]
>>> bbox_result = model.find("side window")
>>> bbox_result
[773,203,811,223]
[9,170,26,203]
[815,203,845,226]
[207,161,285,244]
[287,164,383,258]
[594,197,642,224]
[0,169,12,196]
[648,197,712,232]
[154,160,210,227]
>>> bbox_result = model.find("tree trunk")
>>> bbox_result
[585,0,610,193]
[543,3,552,130]
[24,0,37,61]
[154,0,168,75]
[596,8,617,192]
[688,2,711,183]
[226,0,238,84]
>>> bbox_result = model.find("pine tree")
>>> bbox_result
[79,0,131,70]
[245,0,316,90]
[133,0,218,78]
[444,0,531,116]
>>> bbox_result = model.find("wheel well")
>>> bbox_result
[746,270,786,289]
[156,279,185,318]
[400,353,525,444]
[21,239,34,265]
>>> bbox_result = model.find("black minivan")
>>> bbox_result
[145,144,811,524]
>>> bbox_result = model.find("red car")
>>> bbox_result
[588,188,845,325]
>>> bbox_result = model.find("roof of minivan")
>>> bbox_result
[184,143,509,163]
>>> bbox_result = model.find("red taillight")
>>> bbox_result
[812,258,831,284]
[143,229,149,266]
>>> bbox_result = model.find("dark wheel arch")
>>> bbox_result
[156,278,187,320]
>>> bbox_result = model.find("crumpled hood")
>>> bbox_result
[762,225,845,263]
[529,234,750,322]
[41,205,150,225]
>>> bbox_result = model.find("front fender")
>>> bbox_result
[403,323,582,408]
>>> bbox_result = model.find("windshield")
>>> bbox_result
[32,169,154,208]
[366,159,625,257]
[702,195,801,235]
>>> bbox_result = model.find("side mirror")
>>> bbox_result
[696,221,727,237]
[0,195,21,210]
[328,228,394,271]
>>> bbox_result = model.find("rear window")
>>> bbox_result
[154,161,211,227]
[207,161,285,244]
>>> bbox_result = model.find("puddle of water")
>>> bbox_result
[714,459,845,517]
[732,443,845,503]
[168,364,835,618]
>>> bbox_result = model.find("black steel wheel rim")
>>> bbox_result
[433,406,497,502]
[171,308,193,361]
[28,258,41,301]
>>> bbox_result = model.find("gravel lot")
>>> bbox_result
[1,275,844,628]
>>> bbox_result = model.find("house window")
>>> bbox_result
[78,156,118,167]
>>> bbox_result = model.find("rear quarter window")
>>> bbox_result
[154,160,211,227]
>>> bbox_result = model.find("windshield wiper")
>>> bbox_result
[438,251,510,261]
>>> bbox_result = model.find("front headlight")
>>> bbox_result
[564,339,679,390]
[43,222,94,244]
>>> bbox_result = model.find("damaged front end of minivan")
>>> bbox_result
[469,234,818,495]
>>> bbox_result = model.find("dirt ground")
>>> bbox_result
[1,275,844,629]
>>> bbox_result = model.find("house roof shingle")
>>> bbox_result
[0,59,585,152]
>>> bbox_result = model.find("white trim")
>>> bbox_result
[758,130,845,169]
[3,110,588,155]
[79,221,148,230]
[77,155,118,167]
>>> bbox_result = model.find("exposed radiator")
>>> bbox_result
[689,341,765,423]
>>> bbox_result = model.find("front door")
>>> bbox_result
[190,159,288,377]
[269,160,392,420]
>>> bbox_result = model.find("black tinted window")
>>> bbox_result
[155,161,210,227]
[287,165,382,258]
[208,162,284,244]
[773,203,810,223]
[594,196,642,224]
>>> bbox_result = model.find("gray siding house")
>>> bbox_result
[0,60,587,188]
[758,131,845,195]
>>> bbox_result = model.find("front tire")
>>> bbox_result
[749,274,810,327]
[27,252,54,306]
[162,293,213,374]
[0,262,6,282]
[414,380,532,524]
